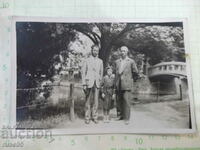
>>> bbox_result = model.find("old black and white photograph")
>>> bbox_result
[12,18,196,134]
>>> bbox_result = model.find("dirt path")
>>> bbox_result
[55,100,190,130]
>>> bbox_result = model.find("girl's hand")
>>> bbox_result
[112,94,116,100]
[102,93,105,98]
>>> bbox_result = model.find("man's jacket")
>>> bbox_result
[114,57,138,91]
[81,56,103,88]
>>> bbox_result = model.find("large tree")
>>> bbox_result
[65,23,184,66]
[67,23,139,66]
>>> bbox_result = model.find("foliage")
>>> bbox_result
[17,22,76,88]
[66,23,184,66]
[122,25,185,64]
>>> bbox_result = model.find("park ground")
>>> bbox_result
[17,100,190,131]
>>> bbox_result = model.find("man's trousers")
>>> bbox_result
[84,84,99,121]
[116,90,131,121]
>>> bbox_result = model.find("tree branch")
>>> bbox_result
[81,31,98,44]
[69,24,99,44]
[95,23,103,33]
[92,32,101,42]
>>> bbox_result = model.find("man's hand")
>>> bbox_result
[112,94,116,100]
[102,93,105,98]
[133,72,140,82]
[83,85,87,93]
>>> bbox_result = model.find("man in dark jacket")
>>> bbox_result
[114,46,138,125]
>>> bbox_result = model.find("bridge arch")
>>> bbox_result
[148,61,187,79]
[147,61,188,101]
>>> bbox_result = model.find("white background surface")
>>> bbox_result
[0,0,200,149]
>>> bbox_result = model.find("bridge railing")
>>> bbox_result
[148,62,187,78]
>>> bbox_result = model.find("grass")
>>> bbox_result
[17,113,71,129]
[16,97,106,129]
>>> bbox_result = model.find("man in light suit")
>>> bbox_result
[114,46,138,125]
[82,44,103,124]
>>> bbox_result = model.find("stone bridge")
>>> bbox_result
[147,61,188,101]
[148,61,187,79]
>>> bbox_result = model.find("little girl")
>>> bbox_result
[101,66,116,123]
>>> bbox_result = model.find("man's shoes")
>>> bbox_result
[133,98,140,104]
[124,120,129,125]
[103,116,107,123]
[85,119,90,124]
[116,116,123,121]
[93,119,99,124]
[104,115,109,123]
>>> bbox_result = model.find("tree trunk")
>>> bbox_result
[98,34,113,68]
[99,44,112,69]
